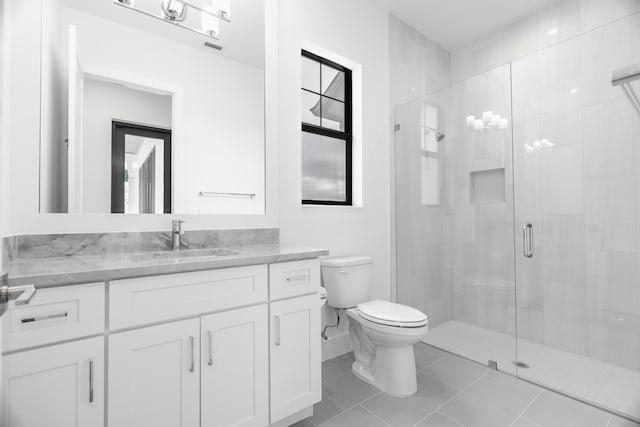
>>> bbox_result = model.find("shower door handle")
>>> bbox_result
[522,223,534,258]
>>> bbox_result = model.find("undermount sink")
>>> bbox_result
[131,248,239,263]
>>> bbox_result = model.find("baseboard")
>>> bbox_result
[321,332,353,362]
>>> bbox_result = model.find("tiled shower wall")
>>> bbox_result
[451,0,640,370]
[450,65,515,337]
[394,0,640,371]
[390,15,454,329]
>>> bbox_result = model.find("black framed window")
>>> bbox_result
[300,50,353,205]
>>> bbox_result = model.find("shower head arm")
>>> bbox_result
[612,63,640,117]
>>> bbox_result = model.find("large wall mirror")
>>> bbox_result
[39,0,266,215]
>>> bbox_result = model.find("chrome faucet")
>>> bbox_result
[172,220,185,251]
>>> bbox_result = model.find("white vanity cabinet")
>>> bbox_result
[2,337,104,427]
[2,258,322,427]
[269,293,321,423]
[268,258,322,423]
[201,305,269,427]
[108,319,201,427]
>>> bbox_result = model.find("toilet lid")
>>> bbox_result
[357,300,428,327]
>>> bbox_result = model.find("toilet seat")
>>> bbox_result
[357,300,428,328]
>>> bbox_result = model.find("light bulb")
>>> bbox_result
[161,0,187,22]
[466,115,475,128]
[474,119,484,131]
[499,118,508,130]
[482,111,493,124]
[491,114,501,127]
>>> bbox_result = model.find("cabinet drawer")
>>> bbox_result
[269,259,320,300]
[2,282,105,352]
[109,265,268,330]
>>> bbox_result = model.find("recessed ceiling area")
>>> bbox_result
[372,0,563,51]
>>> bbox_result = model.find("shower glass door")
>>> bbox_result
[394,64,519,376]
[511,17,640,420]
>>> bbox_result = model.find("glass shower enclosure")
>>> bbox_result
[394,16,640,422]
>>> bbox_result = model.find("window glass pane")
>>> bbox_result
[321,65,345,101]
[301,56,320,93]
[301,90,321,126]
[302,132,346,202]
[320,96,345,131]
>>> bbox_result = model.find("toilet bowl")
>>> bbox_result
[320,256,429,396]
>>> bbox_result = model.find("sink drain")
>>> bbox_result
[513,361,530,368]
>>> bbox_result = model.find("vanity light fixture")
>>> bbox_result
[465,111,508,132]
[113,0,231,42]
[161,0,188,22]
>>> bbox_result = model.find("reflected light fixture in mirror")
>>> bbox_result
[113,0,232,42]
[161,0,188,22]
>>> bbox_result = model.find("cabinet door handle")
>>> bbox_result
[89,359,94,403]
[286,274,308,282]
[274,315,281,346]
[188,336,195,373]
[523,223,534,258]
[21,311,68,324]
[207,330,213,366]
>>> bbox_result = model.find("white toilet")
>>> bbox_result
[321,256,429,397]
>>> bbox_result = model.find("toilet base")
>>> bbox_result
[351,346,418,397]
[347,309,425,397]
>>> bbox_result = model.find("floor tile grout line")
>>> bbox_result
[416,354,447,373]
[518,416,545,427]
[411,371,491,427]
[321,365,356,385]
[359,403,393,427]
[417,369,474,393]
[507,391,543,427]
[435,411,467,427]
[316,390,383,426]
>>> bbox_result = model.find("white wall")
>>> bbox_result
[82,79,172,213]
[276,0,391,358]
[6,0,278,234]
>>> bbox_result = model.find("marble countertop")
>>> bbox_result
[5,244,329,288]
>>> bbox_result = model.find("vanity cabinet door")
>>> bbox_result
[2,337,104,427]
[108,319,199,427]
[201,305,268,427]
[269,294,321,423]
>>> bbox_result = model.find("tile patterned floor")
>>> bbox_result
[292,344,640,427]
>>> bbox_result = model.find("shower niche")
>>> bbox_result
[470,168,505,204]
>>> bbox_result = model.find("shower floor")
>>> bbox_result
[424,320,640,421]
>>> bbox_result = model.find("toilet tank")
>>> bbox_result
[320,256,373,308]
